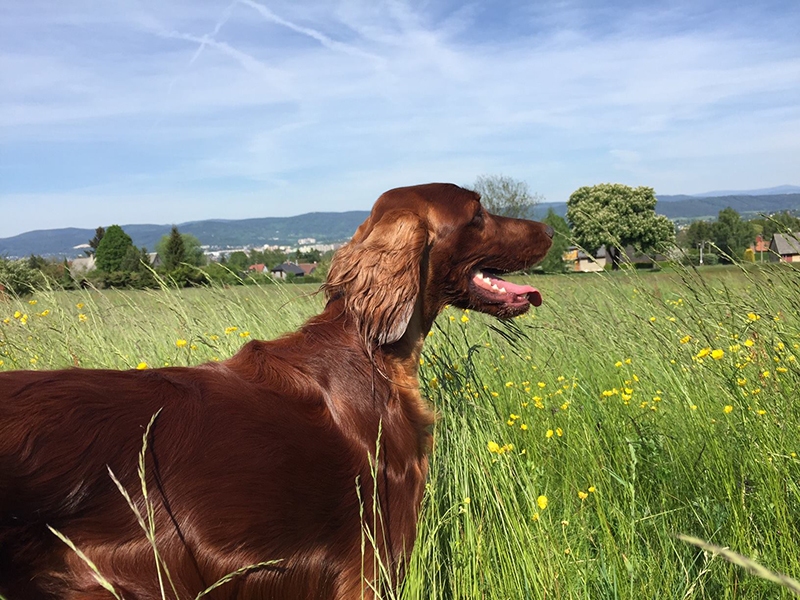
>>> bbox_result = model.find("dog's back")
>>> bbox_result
[0,345,370,599]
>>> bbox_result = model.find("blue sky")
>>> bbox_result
[1,0,799,237]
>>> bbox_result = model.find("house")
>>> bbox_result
[270,261,318,279]
[69,255,96,278]
[270,261,307,279]
[563,246,607,272]
[563,245,663,272]
[147,253,162,269]
[769,233,800,262]
[248,263,266,274]
[751,235,770,262]
[297,263,317,276]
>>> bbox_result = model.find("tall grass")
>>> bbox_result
[1,262,799,598]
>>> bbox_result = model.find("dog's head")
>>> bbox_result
[325,183,553,347]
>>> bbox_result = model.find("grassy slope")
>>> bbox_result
[1,264,799,599]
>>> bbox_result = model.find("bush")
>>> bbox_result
[164,265,208,288]
[0,258,45,295]
[86,270,158,290]
[679,251,720,266]
[202,263,245,286]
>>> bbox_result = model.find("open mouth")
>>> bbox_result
[470,269,542,308]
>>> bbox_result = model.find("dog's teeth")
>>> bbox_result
[483,277,491,284]
[491,284,499,290]
[499,287,506,293]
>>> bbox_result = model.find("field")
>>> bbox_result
[2,264,800,599]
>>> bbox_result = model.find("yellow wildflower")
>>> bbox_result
[723,405,733,414]
[136,362,148,370]
[578,491,588,500]
[537,495,548,510]
[711,349,724,360]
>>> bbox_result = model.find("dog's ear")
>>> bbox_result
[325,210,428,348]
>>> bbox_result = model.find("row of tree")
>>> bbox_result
[678,209,800,263]
[474,175,797,269]
[473,176,675,271]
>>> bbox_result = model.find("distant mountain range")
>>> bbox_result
[3,186,800,259]
[532,191,800,222]
[0,212,370,260]
[686,185,800,198]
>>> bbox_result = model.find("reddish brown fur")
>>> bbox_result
[0,183,552,599]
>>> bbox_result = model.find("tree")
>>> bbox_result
[538,209,570,273]
[567,184,674,270]
[95,225,134,272]
[471,175,541,219]
[681,220,713,249]
[161,226,186,271]
[86,227,105,257]
[120,246,150,272]
[712,207,753,263]
[156,231,205,268]
[293,249,322,263]
[750,212,800,240]
[227,251,249,271]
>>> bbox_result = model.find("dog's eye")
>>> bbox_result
[470,209,484,227]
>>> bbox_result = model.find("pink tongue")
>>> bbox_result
[490,277,543,307]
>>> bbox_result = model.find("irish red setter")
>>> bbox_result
[0,183,552,599]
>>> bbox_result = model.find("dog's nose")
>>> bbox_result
[544,225,555,238]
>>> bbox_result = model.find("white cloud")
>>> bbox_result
[1,0,799,236]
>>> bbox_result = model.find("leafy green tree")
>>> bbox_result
[156,231,205,268]
[95,225,133,272]
[681,220,714,249]
[471,175,542,219]
[0,258,44,295]
[27,254,48,271]
[711,207,754,263]
[120,246,150,272]
[293,249,322,263]
[749,212,800,240]
[161,226,186,270]
[538,209,570,273]
[86,226,105,257]
[567,184,674,270]
[227,251,249,271]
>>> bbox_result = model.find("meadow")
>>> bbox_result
[1,263,799,599]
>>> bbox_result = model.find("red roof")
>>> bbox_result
[753,235,769,252]
[248,264,266,273]
[298,262,317,275]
